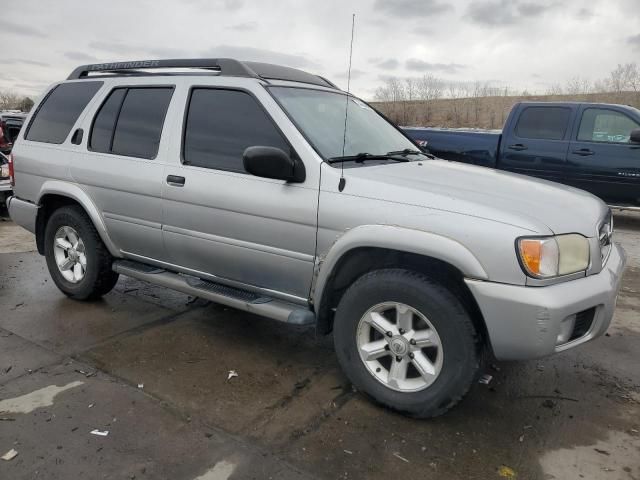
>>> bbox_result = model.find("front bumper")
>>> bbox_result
[465,242,626,360]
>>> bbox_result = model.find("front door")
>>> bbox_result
[162,86,319,302]
[566,106,640,205]
[500,105,573,183]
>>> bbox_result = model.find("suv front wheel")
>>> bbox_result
[44,205,119,300]
[333,268,480,418]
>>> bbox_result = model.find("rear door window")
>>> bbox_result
[515,107,571,140]
[25,81,103,144]
[89,89,126,153]
[89,87,173,159]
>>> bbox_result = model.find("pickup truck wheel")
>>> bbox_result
[333,268,480,418]
[44,206,119,300]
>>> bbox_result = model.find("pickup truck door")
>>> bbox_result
[565,106,640,205]
[161,85,319,303]
[499,105,573,183]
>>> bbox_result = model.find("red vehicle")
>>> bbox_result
[0,111,27,154]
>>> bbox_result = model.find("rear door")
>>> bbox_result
[499,105,574,183]
[70,85,174,260]
[566,106,640,205]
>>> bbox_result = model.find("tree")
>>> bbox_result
[19,97,34,112]
[417,74,443,123]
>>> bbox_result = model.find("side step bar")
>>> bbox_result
[112,260,315,326]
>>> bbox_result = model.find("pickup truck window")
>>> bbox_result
[269,87,416,161]
[25,81,103,144]
[89,87,173,160]
[577,108,640,144]
[183,88,291,173]
[515,106,571,141]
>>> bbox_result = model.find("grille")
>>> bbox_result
[569,308,596,341]
[598,212,613,267]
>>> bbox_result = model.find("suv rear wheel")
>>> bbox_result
[44,206,119,300]
[333,268,480,418]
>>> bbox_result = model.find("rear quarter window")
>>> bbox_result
[25,81,103,144]
[515,107,571,141]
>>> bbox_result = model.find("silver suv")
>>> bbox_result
[7,59,626,417]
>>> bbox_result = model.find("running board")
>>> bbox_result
[609,204,640,213]
[112,260,315,326]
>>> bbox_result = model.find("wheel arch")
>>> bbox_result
[36,181,119,256]
[312,226,490,344]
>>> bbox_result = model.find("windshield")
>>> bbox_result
[269,86,417,161]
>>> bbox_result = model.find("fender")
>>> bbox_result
[312,224,489,305]
[38,180,120,257]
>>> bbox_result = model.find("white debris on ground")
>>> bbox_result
[1,449,18,461]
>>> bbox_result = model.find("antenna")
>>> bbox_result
[339,13,355,192]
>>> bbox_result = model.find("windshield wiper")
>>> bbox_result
[386,148,430,157]
[327,152,411,164]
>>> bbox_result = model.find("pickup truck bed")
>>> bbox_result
[406,128,501,168]
[404,102,640,206]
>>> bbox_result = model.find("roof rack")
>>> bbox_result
[67,58,338,89]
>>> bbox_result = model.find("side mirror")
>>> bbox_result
[630,129,640,144]
[243,146,305,182]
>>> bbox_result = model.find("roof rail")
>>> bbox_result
[67,58,258,80]
[67,58,338,89]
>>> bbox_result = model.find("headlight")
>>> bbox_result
[517,234,590,278]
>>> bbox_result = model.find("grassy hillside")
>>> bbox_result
[371,91,640,129]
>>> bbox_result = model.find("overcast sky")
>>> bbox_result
[1,0,639,100]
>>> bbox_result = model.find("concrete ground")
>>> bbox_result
[0,208,639,480]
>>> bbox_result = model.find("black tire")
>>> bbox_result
[333,268,480,418]
[44,205,119,300]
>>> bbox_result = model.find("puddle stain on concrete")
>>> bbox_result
[193,460,237,480]
[0,381,84,414]
[539,430,640,480]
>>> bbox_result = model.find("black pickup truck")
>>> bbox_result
[404,102,640,206]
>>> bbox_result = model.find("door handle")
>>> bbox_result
[508,144,528,151]
[571,149,594,156]
[166,175,185,186]
[71,128,84,145]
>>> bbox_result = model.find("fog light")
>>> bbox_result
[556,314,576,345]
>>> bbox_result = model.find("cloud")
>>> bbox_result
[373,0,453,17]
[0,59,49,67]
[405,59,466,74]
[89,41,190,59]
[466,0,558,26]
[202,45,318,69]
[334,69,366,79]
[181,0,243,11]
[89,41,136,55]
[576,7,594,19]
[370,58,400,70]
[227,21,258,31]
[0,19,46,38]
[64,52,99,62]
[629,34,640,50]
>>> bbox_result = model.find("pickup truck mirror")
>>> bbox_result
[630,129,640,144]
[243,146,305,183]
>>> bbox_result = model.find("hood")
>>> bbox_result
[342,159,608,236]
